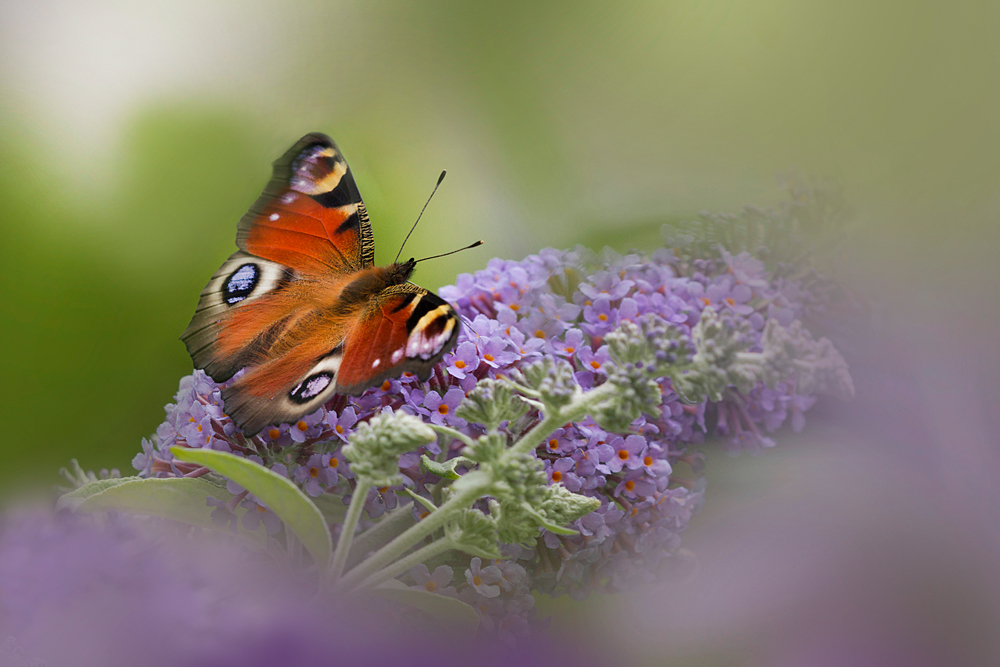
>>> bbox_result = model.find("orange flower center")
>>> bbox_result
[381,380,391,391]
[256,505,267,513]
[297,420,308,432]
[473,576,483,586]
[625,480,635,491]
[438,404,449,415]
[336,425,344,434]
[510,304,520,311]
[700,297,711,307]
[548,438,559,450]
[618,450,629,461]
[484,354,495,362]
[535,330,545,338]
[725,297,735,306]
[643,456,654,466]
[551,471,563,482]
[598,313,608,322]
[424,581,437,592]
[329,458,339,468]
[309,467,319,478]
[268,428,280,440]
[565,347,575,354]
[590,360,601,369]
[419,511,430,520]
[454,360,466,369]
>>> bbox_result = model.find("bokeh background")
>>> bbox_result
[2,1,999,663]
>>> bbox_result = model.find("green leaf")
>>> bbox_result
[56,477,138,511]
[373,579,478,632]
[419,454,473,480]
[312,493,348,525]
[402,487,438,513]
[171,447,331,568]
[60,476,265,545]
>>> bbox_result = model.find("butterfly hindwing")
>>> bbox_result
[237,133,375,276]
[337,284,461,395]
[220,339,347,436]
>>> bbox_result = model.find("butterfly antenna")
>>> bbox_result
[458,312,479,333]
[413,240,484,264]
[395,170,447,264]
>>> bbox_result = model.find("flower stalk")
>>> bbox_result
[337,476,492,590]
[330,479,371,580]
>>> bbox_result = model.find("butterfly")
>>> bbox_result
[181,133,461,436]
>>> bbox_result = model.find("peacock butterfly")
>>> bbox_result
[181,133,461,435]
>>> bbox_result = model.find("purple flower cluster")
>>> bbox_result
[136,242,837,622]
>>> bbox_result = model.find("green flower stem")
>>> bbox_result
[338,477,492,590]
[350,537,456,593]
[428,423,477,450]
[344,505,415,572]
[330,479,371,581]
[509,383,617,456]
[498,376,541,399]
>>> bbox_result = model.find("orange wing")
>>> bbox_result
[236,132,375,276]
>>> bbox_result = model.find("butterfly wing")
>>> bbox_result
[236,132,374,275]
[181,133,372,383]
[219,283,461,435]
[336,284,461,395]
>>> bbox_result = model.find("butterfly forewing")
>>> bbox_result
[237,133,375,275]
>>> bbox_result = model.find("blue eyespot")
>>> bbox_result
[224,264,259,304]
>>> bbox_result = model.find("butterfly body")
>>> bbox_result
[181,134,460,435]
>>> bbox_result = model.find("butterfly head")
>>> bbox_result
[387,258,417,285]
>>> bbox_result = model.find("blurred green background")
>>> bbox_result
[0,0,996,501]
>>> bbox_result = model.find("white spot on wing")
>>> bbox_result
[391,349,404,364]
[299,374,332,398]
[269,213,279,221]
[372,359,380,369]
